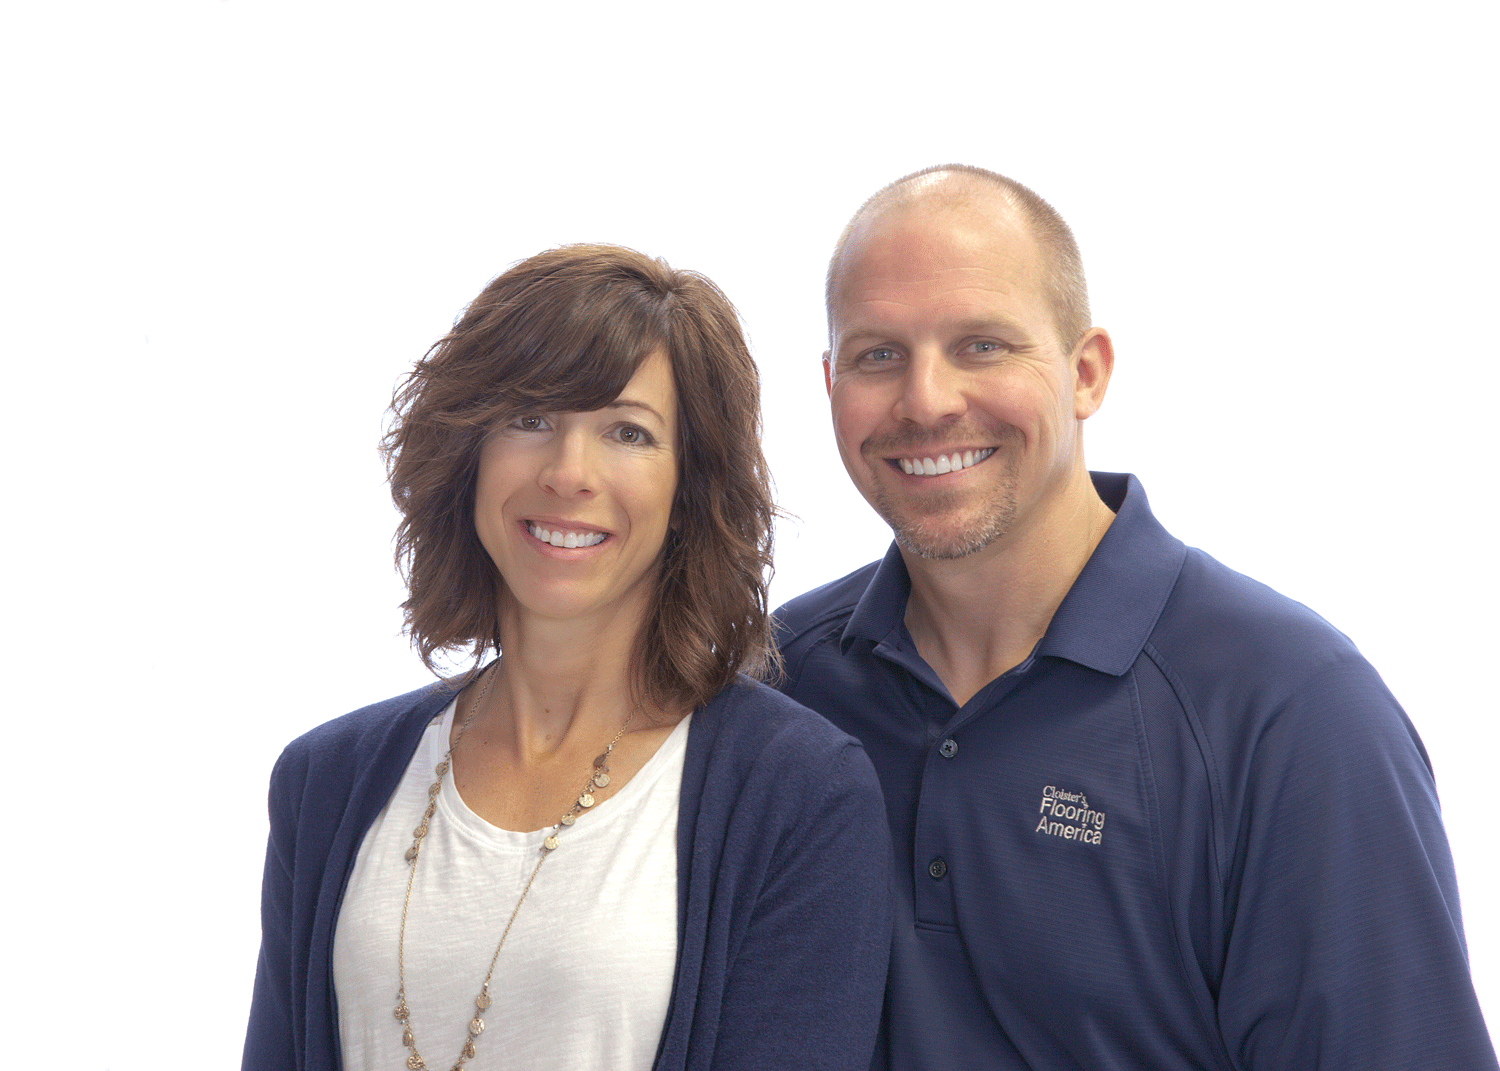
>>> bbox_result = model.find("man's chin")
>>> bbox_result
[887,512,1011,562]
[866,482,1016,561]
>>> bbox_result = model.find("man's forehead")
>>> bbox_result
[831,205,1047,328]
[837,273,1030,324]
[837,200,1039,285]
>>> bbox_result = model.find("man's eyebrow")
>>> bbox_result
[836,316,1022,348]
[835,322,903,348]
[949,316,1022,334]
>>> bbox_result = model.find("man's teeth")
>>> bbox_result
[898,448,995,476]
[527,523,607,548]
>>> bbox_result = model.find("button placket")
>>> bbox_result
[912,719,963,924]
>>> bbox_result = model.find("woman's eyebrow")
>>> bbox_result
[606,398,666,423]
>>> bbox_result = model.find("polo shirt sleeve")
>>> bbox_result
[1213,654,1496,1069]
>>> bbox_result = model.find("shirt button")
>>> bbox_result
[928,857,948,880]
[938,738,958,758]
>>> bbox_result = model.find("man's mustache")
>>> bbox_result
[862,423,1011,454]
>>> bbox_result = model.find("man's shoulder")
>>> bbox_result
[1147,547,1405,754]
[773,559,882,648]
[1086,474,1372,683]
[1160,547,1362,667]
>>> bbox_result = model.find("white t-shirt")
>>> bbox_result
[333,701,687,1071]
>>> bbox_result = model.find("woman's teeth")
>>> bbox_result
[527,523,607,548]
[898,448,995,476]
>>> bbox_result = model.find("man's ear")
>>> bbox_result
[823,351,833,397]
[1071,328,1114,420]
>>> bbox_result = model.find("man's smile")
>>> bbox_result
[888,447,997,476]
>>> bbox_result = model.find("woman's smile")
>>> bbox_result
[523,520,610,550]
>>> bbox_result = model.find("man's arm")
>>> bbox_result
[1213,656,1497,1068]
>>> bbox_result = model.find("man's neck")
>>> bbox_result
[902,476,1115,707]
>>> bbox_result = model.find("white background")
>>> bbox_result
[3,2,1495,1066]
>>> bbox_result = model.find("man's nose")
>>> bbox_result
[892,351,966,426]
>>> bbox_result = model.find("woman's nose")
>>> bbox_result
[538,432,596,498]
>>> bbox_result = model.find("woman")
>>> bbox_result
[243,245,892,1071]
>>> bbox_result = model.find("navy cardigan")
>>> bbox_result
[244,676,892,1070]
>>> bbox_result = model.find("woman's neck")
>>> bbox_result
[462,593,652,765]
[448,594,682,833]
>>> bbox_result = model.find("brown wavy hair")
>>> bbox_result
[382,244,777,711]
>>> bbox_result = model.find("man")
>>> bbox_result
[775,164,1497,1069]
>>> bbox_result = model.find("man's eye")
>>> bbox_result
[965,340,1005,355]
[864,348,899,363]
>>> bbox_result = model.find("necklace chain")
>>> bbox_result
[393,665,635,1071]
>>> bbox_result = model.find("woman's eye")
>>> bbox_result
[615,424,651,445]
[515,415,544,431]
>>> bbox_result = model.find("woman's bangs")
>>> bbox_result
[500,289,666,414]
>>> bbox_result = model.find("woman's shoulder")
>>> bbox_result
[685,675,881,808]
[693,674,860,754]
[272,681,456,788]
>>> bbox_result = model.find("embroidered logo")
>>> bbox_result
[1035,785,1106,845]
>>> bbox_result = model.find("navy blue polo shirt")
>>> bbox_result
[775,473,1496,1071]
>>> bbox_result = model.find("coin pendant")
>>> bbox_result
[543,835,559,851]
[579,793,595,808]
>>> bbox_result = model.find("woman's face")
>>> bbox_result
[473,349,679,631]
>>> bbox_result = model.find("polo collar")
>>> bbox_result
[839,472,1187,677]
[842,541,912,654]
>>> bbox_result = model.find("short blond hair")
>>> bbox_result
[826,164,1091,350]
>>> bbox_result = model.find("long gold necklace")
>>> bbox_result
[393,667,635,1071]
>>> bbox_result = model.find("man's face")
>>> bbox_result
[824,201,1090,561]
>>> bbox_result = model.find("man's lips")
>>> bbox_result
[886,447,997,476]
